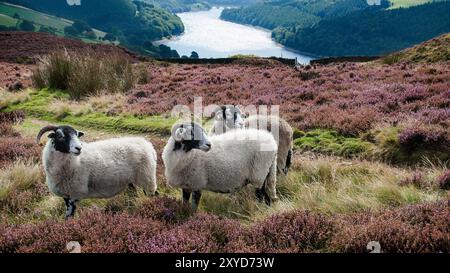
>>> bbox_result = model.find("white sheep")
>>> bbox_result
[36,125,157,218]
[210,106,294,174]
[162,122,278,211]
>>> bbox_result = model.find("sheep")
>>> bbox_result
[36,125,157,219]
[162,122,278,211]
[209,105,245,135]
[210,105,294,175]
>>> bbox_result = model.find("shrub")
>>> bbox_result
[330,201,449,253]
[18,20,35,32]
[399,125,449,150]
[0,123,18,137]
[0,110,25,124]
[32,50,136,100]
[249,210,334,253]
[0,210,164,253]
[132,213,253,253]
[134,196,193,224]
[437,170,450,190]
[399,172,425,188]
[0,137,41,168]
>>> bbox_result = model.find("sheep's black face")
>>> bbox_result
[48,126,84,156]
[172,122,211,152]
[214,105,245,132]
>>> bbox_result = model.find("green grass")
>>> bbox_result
[388,0,435,9]
[4,88,175,135]
[0,2,106,41]
[0,13,17,27]
[294,129,374,158]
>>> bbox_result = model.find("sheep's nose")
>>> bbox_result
[75,147,82,152]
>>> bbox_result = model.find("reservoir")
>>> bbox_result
[157,7,313,64]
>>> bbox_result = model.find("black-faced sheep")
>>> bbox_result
[37,125,157,218]
[162,122,278,211]
[210,106,294,174]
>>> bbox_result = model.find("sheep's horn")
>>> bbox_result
[36,125,58,144]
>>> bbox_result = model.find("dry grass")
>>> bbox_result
[0,88,30,110]
[198,154,446,222]
[32,50,136,100]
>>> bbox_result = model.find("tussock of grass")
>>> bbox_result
[0,160,46,218]
[0,89,31,110]
[32,50,136,100]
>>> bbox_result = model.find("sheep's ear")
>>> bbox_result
[174,128,186,142]
[48,133,55,139]
[78,131,84,138]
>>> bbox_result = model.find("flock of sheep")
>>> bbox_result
[36,106,294,218]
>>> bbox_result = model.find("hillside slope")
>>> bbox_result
[0,31,141,64]
[383,33,450,63]
[276,1,450,56]
[2,0,184,46]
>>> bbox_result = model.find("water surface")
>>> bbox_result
[158,7,313,64]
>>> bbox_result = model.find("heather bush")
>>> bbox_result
[134,196,193,224]
[0,123,18,137]
[0,210,165,253]
[437,170,450,190]
[249,210,334,253]
[127,62,449,140]
[32,50,136,100]
[399,172,425,188]
[399,125,449,150]
[0,137,41,168]
[132,213,253,253]
[0,110,25,124]
[330,201,449,253]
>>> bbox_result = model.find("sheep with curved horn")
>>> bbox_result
[37,125,157,219]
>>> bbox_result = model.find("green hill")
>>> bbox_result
[383,33,450,63]
[2,0,184,46]
[0,2,106,43]
[277,1,450,56]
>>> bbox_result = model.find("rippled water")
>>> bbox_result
[158,7,313,64]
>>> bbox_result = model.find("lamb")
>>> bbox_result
[162,122,278,211]
[36,125,157,218]
[210,105,294,174]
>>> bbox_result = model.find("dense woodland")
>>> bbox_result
[276,1,450,56]
[221,0,372,30]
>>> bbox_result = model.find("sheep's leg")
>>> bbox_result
[264,161,279,205]
[284,149,293,174]
[182,189,192,204]
[192,190,202,212]
[64,198,78,219]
